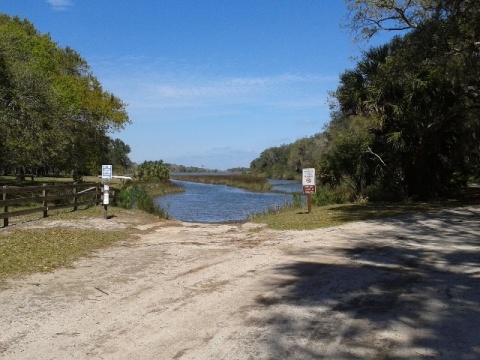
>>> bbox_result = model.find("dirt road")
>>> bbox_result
[1,207,480,359]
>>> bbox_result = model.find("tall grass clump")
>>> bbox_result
[292,193,304,208]
[118,183,169,218]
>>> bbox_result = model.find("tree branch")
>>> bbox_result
[392,5,418,28]
[365,147,387,166]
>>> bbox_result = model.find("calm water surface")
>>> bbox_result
[156,180,299,223]
[269,179,303,193]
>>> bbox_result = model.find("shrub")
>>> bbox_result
[312,186,343,206]
[118,183,169,218]
[363,184,394,202]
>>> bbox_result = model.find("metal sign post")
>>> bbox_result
[102,179,110,219]
[101,165,113,219]
[302,168,316,214]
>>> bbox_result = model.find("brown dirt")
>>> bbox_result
[1,206,479,359]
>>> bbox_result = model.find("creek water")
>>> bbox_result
[155,179,302,223]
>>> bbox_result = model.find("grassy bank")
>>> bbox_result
[0,206,158,284]
[251,186,480,230]
[171,174,271,192]
[1,228,127,277]
[136,180,184,197]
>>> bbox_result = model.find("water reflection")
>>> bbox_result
[269,179,303,193]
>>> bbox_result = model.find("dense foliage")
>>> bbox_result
[107,138,133,174]
[250,0,479,201]
[0,15,131,180]
[167,163,220,173]
[134,160,170,182]
[250,134,327,179]
[117,183,169,218]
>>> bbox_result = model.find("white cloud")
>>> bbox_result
[297,119,317,126]
[166,147,258,170]
[46,0,73,11]
[94,58,336,116]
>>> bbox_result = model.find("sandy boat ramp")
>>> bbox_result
[1,206,479,359]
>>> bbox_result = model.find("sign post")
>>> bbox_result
[302,168,316,214]
[101,165,112,219]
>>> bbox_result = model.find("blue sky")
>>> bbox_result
[2,1,388,170]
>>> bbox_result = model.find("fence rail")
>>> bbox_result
[1,183,118,227]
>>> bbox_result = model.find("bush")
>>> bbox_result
[314,176,370,205]
[363,184,395,202]
[312,186,343,206]
[118,183,169,218]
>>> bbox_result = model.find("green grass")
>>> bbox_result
[251,203,421,230]
[251,187,480,230]
[0,205,158,284]
[0,228,127,279]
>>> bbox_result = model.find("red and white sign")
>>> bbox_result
[302,168,316,194]
[302,168,315,186]
[303,185,316,194]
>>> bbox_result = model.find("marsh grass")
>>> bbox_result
[142,180,184,197]
[172,174,271,192]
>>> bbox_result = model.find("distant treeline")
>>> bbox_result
[167,164,248,174]
[167,164,219,174]
[250,0,480,201]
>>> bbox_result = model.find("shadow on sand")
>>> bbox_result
[247,208,480,359]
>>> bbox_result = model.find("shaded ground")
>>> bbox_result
[1,206,479,359]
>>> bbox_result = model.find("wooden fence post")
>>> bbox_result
[111,189,116,206]
[42,184,48,218]
[73,183,78,211]
[96,184,101,205]
[3,185,8,227]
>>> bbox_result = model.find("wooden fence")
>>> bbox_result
[0,183,118,227]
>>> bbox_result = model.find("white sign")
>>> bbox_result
[302,168,316,186]
[103,192,109,205]
[102,165,113,179]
